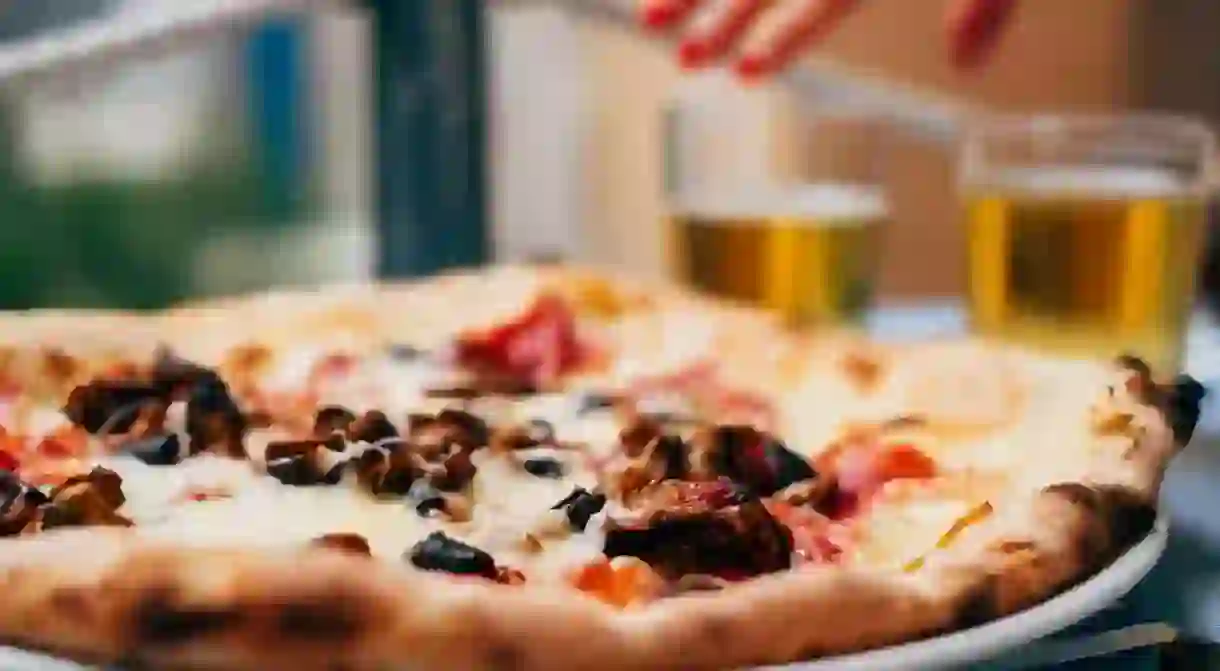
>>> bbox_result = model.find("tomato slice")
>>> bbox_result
[569,558,659,607]
[455,294,589,386]
[876,443,937,481]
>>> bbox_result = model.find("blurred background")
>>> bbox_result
[0,0,1215,309]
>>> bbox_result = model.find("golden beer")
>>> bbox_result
[966,167,1207,374]
[671,184,887,328]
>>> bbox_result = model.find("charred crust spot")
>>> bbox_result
[1094,485,1157,550]
[276,597,366,642]
[49,586,90,617]
[691,611,737,658]
[131,587,243,645]
[1163,375,1207,445]
[483,641,527,671]
[954,574,1000,629]
[311,533,372,557]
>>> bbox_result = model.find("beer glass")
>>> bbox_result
[960,114,1217,374]
[664,72,889,329]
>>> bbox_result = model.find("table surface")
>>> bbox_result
[868,303,1220,670]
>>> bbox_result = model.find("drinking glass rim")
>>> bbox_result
[964,111,1217,152]
[960,111,1219,192]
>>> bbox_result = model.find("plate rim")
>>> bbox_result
[757,513,1170,671]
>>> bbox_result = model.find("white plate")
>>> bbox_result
[760,514,1169,671]
[0,516,1168,671]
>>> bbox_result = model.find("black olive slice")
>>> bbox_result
[123,433,183,466]
[522,457,566,479]
[551,487,606,531]
[407,531,497,578]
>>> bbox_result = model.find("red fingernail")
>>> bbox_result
[735,54,769,80]
[679,41,709,69]
[641,4,677,28]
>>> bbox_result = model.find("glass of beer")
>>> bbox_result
[664,72,889,329]
[960,114,1217,374]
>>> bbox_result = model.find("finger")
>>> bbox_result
[638,0,704,30]
[945,0,1018,69]
[676,0,772,69]
[735,0,862,80]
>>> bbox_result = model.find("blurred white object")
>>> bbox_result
[489,5,587,263]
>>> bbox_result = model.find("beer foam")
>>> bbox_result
[671,183,889,224]
[986,165,1193,198]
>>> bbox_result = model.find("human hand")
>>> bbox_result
[638,0,1019,78]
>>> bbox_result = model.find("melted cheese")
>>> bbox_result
[92,440,608,583]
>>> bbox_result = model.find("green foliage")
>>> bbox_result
[0,165,303,311]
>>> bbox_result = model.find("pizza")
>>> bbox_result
[0,264,1203,671]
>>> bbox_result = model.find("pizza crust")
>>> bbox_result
[0,265,1196,669]
[0,479,1160,671]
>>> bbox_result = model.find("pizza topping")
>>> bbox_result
[1113,354,1155,401]
[64,380,162,434]
[522,457,566,479]
[407,478,445,514]
[432,408,491,451]
[902,501,994,573]
[184,374,247,459]
[266,452,345,487]
[821,441,937,508]
[602,479,792,580]
[453,294,589,389]
[698,425,817,496]
[122,433,185,467]
[765,501,841,564]
[345,410,399,444]
[664,573,731,595]
[495,566,528,585]
[1163,375,1206,444]
[407,531,498,579]
[312,405,356,438]
[42,467,132,530]
[570,557,663,607]
[0,471,46,536]
[151,349,216,394]
[0,446,18,473]
[618,415,663,459]
[436,448,478,491]
[552,487,607,532]
[311,532,372,556]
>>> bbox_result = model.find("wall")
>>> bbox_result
[571,0,1137,299]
